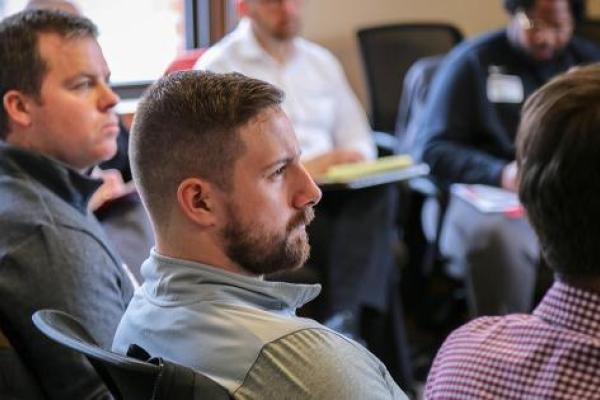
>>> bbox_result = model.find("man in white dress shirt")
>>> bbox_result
[196,0,375,174]
[195,0,412,389]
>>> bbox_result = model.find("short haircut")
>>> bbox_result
[131,70,284,224]
[25,0,81,15]
[503,0,585,22]
[0,9,97,138]
[517,63,600,278]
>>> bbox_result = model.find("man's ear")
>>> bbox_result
[177,177,219,227]
[3,90,34,131]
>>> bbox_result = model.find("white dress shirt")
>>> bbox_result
[195,18,376,161]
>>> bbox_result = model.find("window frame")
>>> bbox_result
[113,0,236,99]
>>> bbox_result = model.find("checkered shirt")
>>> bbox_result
[425,281,600,399]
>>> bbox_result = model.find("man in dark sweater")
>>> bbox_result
[418,0,600,316]
[0,10,134,399]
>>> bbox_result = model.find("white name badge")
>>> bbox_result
[486,73,524,104]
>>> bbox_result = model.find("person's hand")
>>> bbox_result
[501,161,518,192]
[88,169,133,211]
[303,149,365,177]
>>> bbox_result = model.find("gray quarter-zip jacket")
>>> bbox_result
[113,251,407,399]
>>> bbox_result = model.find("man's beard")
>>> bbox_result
[267,18,302,41]
[222,206,314,275]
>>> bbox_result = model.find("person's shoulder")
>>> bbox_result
[195,30,244,71]
[296,37,334,57]
[196,44,233,71]
[569,35,600,61]
[431,30,507,88]
[470,29,507,49]
[429,315,529,376]
[0,172,93,229]
[295,37,343,69]
[447,29,507,62]
[0,171,43,200]
[0,178,49,229]
[0,171,120,267]
[273,327,382,368]
[450,314,526,335]
[237,327,406,399]
[437,313,532,356]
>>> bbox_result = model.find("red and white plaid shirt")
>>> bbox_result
[426,281,600,399]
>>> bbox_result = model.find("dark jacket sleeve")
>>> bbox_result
[0,225,129,400]
[99,121,131,182]
[416,49,508,187]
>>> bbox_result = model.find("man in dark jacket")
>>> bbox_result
[418,0,600,316]
[0,10,134,399]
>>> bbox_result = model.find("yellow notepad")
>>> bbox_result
[322,154,413,183]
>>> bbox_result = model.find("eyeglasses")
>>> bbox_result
[516,10,573,37]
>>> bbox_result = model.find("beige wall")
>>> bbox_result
[300,0,600,107]
[589,1,600,16]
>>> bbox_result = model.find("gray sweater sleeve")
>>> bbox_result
[234,328,408,400]
[0,225,131,399]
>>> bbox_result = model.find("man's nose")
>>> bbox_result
[534,29,556,46]
[99,82,120,111]
[294,164,322,209]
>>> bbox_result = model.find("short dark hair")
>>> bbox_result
[25,0,80,14]
[503,0,585,22]
[517,63,600,278]
[131,70,284,224]
[0,9,97,138]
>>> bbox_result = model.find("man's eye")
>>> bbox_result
[273,165,287,177]
[73,80,93,90]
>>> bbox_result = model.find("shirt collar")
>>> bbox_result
[0,142,101,214]
[141,250,321,314]
[235,18,299,64]
[533,280,600,338]
[235,18,266,60]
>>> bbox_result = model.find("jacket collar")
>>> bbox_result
[235,17,300,64]
[0,142,101,214]
[141,250,321,315]
[235,18,266,61]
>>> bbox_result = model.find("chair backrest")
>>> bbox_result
[395,55,446,155]
[357,23,463,133]
[32,309,230,400]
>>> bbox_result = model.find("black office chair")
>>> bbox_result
[357,23,463,138]
[32,310,230,400]
[393,54,464,319]
[356,23,463,272]
[357,27,466,379]
[357,24,463,301]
